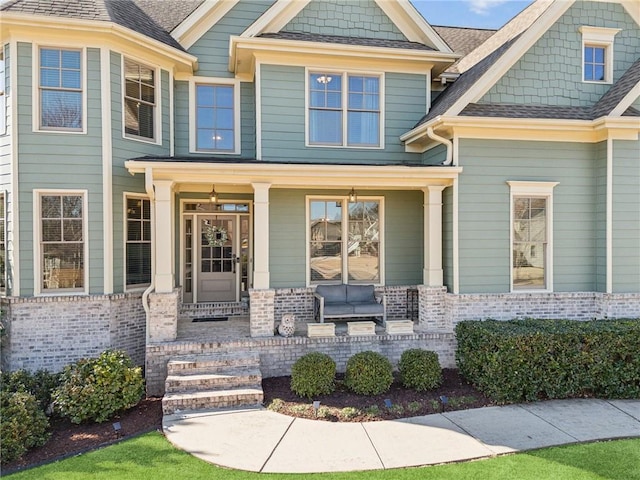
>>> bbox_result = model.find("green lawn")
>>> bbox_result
[5,433,640,480]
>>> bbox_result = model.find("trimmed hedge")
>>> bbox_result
[0,369,61,411]
[456,319,640,403]
[398,349,442,392]
[290,352,336,398]
[0,391,50,464]
[344,351,393,395]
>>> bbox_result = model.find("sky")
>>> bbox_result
[411,0,534,29]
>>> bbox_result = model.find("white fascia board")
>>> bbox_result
[609,79,640,117]
[241,0,311,37]
[172,0,240,50]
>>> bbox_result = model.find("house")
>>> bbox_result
[0,0,638,400]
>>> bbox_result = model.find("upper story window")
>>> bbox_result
[38,191,86,294]
[124,58,155,140]
[579,26,620,84]
[39,48,82,130]
[307,71,382,148]
[196,84,234,152]
[508,181,558,292]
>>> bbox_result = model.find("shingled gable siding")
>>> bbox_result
[282,0,407,41]
[110,51,171,293]
[595,141,607,292]
[1,293,145,372]
[480,2,640,107]
[457,139,597,294]
[16,43,103,295]
[260,64,426,164]
[612,139,640,293]
[269,188,423,288]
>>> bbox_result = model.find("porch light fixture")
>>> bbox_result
[316,74,332,84]
[349,188,357,203]
[209,185,218,203]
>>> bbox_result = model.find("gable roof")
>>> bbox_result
[431,25,496,57]
[0,0,185,50]
[258,32,436,51]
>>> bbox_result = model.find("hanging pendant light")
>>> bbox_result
[209,185,218,203]
[349,187,357,203]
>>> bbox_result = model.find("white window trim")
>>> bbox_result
[123,192,151,292]
[32,43,87,134]
[579,26,621,84]
[121,55,162,145]
[508,181,558,293]
[305,195,385,287]
[33,189,89,296]
[188,76,241,154]
[305,68,385,150]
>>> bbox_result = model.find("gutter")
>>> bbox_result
[426,127,453,165]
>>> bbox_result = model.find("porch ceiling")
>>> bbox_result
[124,159,463,189]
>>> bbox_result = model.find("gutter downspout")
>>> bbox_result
[427,126,453,165]
[142,168,155,338]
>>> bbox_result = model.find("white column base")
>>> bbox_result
[423,268,444,287]
[253,271,270,290]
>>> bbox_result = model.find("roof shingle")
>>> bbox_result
[258,31,436,51]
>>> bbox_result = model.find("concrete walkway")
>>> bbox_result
[163,399,640,473]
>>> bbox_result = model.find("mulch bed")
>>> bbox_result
[4,369,492,473]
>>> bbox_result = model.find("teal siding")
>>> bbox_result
[595,141,607,292]
[422,144,446,166]
[17,44,104,295]
[110,51,171,293]
[187,0,274,77]
[269,189,423,288]
[458,139,597,294]
[612,140,640,293]
[283,0,407,40]
[442,185,453,291]
[260,65,425,164]
[481,2,640,107]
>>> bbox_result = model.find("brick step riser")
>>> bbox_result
[162,393,264,415]
[167,359,260,374]
[165,375,262,393]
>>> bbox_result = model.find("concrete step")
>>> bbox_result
[167,351,260,375]
[165,366,262,393]
[162,387,264,415]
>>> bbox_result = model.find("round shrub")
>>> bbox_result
[0,391,50,464]
[398,349,443,391]
[53,350,144,424]
[290,352,336,398]
[1,369,61,411]
[344,351,393,395]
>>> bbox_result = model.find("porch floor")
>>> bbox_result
[177,316,417,342]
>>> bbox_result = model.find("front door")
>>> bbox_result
[197,216,236,302]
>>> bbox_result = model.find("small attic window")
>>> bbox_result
[579,26,621,84]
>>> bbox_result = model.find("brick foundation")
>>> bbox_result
[1,292,145,372]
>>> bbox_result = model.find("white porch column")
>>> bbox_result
[154,179,175,293]
[423,186,446,287]
[252,182,271,289]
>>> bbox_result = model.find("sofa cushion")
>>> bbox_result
[324,303,354,316]
[316,284,347,303]
[346,284,376,303]
[351,302,384,315]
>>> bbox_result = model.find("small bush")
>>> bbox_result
[398,349,443,392]
[290,352,336,399]
[1,369,61,411]
[456,319,640,403]
[53,350,144,424]
[344,351,393,395]
[0,391,50,464]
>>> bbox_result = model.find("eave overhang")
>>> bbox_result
[0,12,198,74]
[402,115,640,153]
[125,159,462,189]
[229,36,460,81]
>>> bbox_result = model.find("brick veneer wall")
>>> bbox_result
[1,293,145,372]
[145,331,456,396]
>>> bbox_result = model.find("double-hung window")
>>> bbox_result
[308,72,381,147]
[308,197,382,285]
[579,26,620,84]
[124,58,155,140]
[39,192,86,293]
[39,48,82,130]
[125,196,151,288]
[195,84,235,152]
[509,181,557,292]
